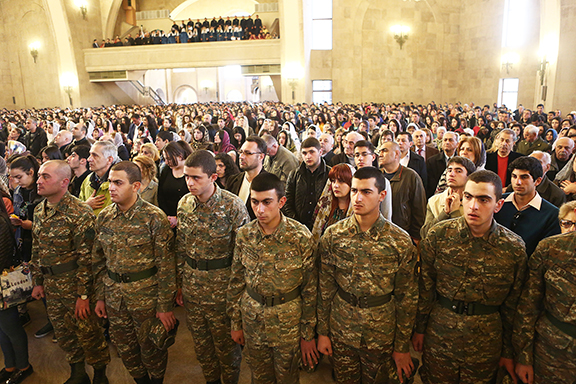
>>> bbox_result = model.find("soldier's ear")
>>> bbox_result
[494,198,505,214]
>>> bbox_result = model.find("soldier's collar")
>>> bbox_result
[349,214,385,239]
[256,213,287,239]
[113,195,143,219]
[193,184,221,209]
[41,192,72,216]
[457,216,500,244]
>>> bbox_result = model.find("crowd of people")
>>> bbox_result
[93,15,275,48]
[0,99,575,384]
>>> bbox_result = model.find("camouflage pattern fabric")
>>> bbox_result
[513,231,576,383]
[416,216,528,384]
[31,192,109,368]
[92,196,176,379]
[317,214,417,383]
[177,186,249,383]
[227,214,317,383]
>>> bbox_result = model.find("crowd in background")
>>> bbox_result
[93,14,275,48]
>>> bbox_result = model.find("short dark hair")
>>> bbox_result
[467,170,503,200]
[447,156,476,176]
[71,145,90,160]
[245,135,267,154]
[509,156,543,182]
[111,161,142,184]
[184,149,217,176]
[353,166,386,193]
[157,131,174,142]
[301,137,321,151]
[250,172,285,199]
[354,140,374,154]
[396,132,413,142]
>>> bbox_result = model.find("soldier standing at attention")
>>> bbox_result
[176,150,249,384]
[513,231,576,383]
[227,173,318,384]
[413,170,528,383]
[93,161,177,384]
[317,166,418,383]
[31,160,110,384]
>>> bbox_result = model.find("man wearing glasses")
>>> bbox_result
[227,136,269,220]
[495,156,561,256]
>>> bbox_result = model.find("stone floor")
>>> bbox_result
[9,300,422,383]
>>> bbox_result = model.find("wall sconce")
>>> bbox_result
[29,42,40,63]
[283,63,303,103]
[539,55,548,86]
[60,72,78,106]
[200,80,213,94]
[391,25,410,49]
[501,52,519,74]
[75,0,88,20]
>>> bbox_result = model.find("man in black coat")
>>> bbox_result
[284,138,331,230]
[24,117,48,157]
[426,131,459,198]
[396,132,427,190]
[226,136,269,220]
[484,128,523,189]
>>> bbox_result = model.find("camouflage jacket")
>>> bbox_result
[31,192,95,296]
[92,196,176,313]
[416,216,528,359]
[227,214,317,345]
[176,185,249,305]
[513,231,576,365]
[317,214,418,351]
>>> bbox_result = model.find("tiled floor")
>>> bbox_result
[10,300,422,383]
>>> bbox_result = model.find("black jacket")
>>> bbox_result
[284,160,331,230]
[24,127,48,157]
[485,151,523,187]
[329,152,351,167]
[426,152,448,198]
[226,168,269,220]
[407,151,428,191]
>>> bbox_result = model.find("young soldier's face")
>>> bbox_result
[109,170,139,205]
[462,181,504,230]
[251,189,286,227]
[184,166,216,198]
[350,177,386,216]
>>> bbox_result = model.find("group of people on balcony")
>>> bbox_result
[93,14,275,48]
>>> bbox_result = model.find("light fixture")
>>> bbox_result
[539,55,548,86]
[501,52,519,74]
[60,72,78,106]
[391,25,410,49]
[75,0,88,20]
[200,80,213,94]
[283,63,303,103]
[29,42,40,63]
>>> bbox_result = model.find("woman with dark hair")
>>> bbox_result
[39,145,63,163]
[311,164,354,244]
[388,119,401,134]
[143,115,159,141]
[230,127,246,150]
[158,141,192,228]
[214,153,240,189]
[9,155,42,262]
[213,130,236,154]
[0,197,32,383]
[191,125,208,151]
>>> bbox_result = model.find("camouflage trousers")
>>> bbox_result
[244,338,300,384]
[420,306,501,384]
[183,297,241,384]
[106,299,168,379]
[45,282,109,368]
[532,316,576,384]
[332,338,403,384]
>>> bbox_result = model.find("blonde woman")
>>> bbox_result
[133,155,159,206]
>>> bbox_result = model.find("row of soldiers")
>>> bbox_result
[29,151,575,384]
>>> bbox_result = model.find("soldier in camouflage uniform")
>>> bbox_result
[513,231,576,384]
[413,170,528,384]
[317,166,418,384]
[31,160,110,384]
[227,173,318,384]
[176,151,249,384]
[93,162,177,384]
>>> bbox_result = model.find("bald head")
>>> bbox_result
[43,160,72,181]
[344,132,364,156]
[555,137,574,162]
[37,160,72,201]
[54,130,73,148]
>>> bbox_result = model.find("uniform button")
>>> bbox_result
[452,305,457,310]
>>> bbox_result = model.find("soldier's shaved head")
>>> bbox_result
[42,160,72,181]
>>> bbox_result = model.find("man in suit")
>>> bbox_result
[319,133,335,165]
[226,136,269,220]
[485,128,523,191]
[412,129,439,161]
[426,131,459,198]
[397,132,427,190]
